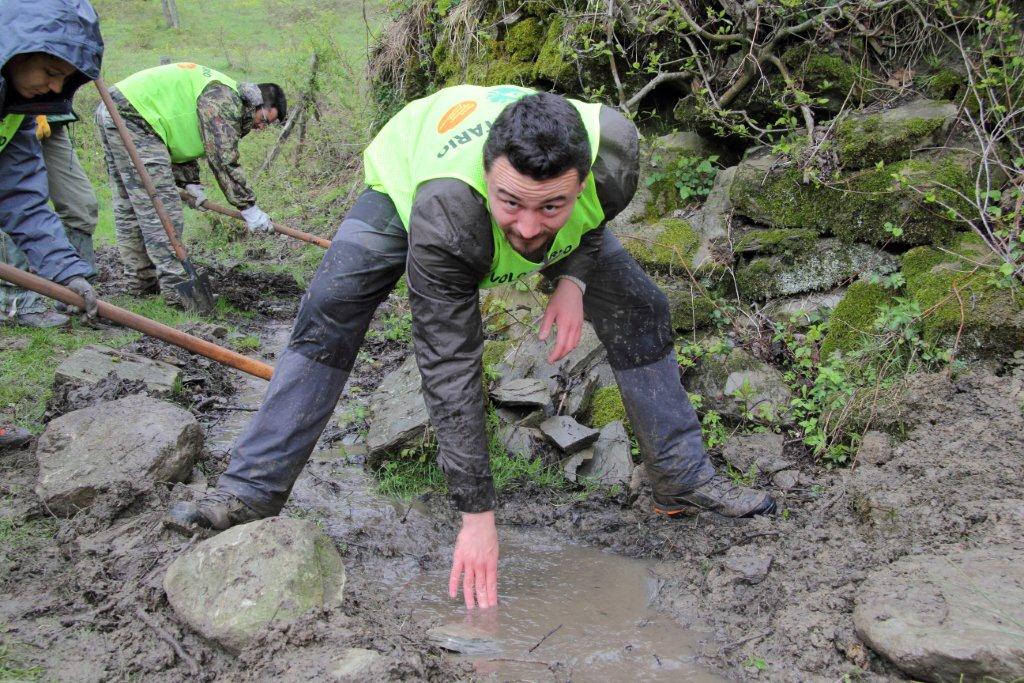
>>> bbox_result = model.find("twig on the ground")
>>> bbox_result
[135,606,200,677]
[528,623,563,653]
[718,628,773,654]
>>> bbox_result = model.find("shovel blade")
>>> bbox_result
[175,259,216,313]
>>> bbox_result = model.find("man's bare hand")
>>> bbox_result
[539,277,584,363]
[449,510,499,609]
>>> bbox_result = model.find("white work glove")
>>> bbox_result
[184,183,207,209]
[62,276,98,319]
[241,205,274,234]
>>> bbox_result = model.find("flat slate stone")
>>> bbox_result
[539,415,599,454]
[490,378,550,408]
[55,344,181,396]
[427,622,500,655]
[577,421,633,486]
[854,547,1024,682]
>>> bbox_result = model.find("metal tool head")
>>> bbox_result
[175,259,216,314]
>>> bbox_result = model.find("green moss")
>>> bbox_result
[838,116,946,168]
[625,218,701,272]
[534,16,572,83]
[735,257,784,301]
[504,18,543,60]
[482,339,512,368]
[730,151,974,246]
[589,386,628,429]
[923,69,966,100]
[734,228,817,256]
[903,233,1024,357]
[666,289,717,331]
[820,281,896,358]
[782,44,862,110]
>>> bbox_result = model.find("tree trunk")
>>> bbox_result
[161,0,180,29]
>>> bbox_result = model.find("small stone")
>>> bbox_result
[723,548,773,585]
[562,448,594,483]
[722,432,790,474]
[772,469,800,490]
[857,430,893,465]
[502,426,542,459]
[539,415,599,454]
[628,465,647,494]
[489,378,551,408]
[427,622,500,655]
[577,421,633,486]
[331,648,383,681]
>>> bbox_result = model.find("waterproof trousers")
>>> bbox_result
[0,123,97,318]
[218,190,714,514]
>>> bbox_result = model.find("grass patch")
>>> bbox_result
[0,645,43,681]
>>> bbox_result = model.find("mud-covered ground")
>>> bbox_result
[2,252,1022,680]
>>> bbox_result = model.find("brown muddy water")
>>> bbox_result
[209,325,724,681]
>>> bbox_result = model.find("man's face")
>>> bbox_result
[252,106,279,131]
[484,156,586,258]
[6,53,77,99]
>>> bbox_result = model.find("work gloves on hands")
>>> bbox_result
[63,276,98,319]
[183,183,207,210]
[241,205,274,234]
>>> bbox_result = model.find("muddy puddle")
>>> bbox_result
[200,321,724,681]
[400,527,726,682]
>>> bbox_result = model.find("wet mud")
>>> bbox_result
[3,271,1022,680]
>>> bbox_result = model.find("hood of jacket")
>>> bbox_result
[0,0,103,117]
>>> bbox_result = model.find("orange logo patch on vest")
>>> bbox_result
[437,101,477,134]
[176,63,198,69]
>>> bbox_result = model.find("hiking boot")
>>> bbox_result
[0,426,32,451]
[5,310,70,329]
[163,490,264,535]
[128,278,160,297]
[653,474,777,518]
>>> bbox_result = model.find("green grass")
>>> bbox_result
[0,645,43,682]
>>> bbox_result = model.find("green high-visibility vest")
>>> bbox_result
[116,63,238,164]
[363,85,605,289]
[0,114,26,155]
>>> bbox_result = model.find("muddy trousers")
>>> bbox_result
[0,123,97,318]
[95,103,188,295]
[218,190,713,515]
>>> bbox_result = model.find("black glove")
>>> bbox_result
[63,276,98,319]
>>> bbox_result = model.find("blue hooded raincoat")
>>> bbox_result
[0,0,103,284]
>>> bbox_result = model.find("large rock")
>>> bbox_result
[735,238,897,301]
[688,165,736,241]
[489,378,550,408]
[836,99,959,169]
[854,547,1024,681]
[539,415,599,454]
[164,517,346,654]
[903,232,1024,360]
[643,131,725,218]
[364,355,429,459]
[55,344,181,396]
[35,395,201,515]
[730,149,976,246]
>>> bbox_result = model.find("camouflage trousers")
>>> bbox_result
[95,103,187,297]
[0,123,98,319]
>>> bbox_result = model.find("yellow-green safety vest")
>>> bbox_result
[363,85,605,289]
[116,63,238,164]
[0,114,26,155]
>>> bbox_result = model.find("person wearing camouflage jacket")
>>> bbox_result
[167,85,776,610]
[94,63,286,303]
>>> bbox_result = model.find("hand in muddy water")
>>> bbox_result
[450,510,499,609]
[539,277,584,363]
